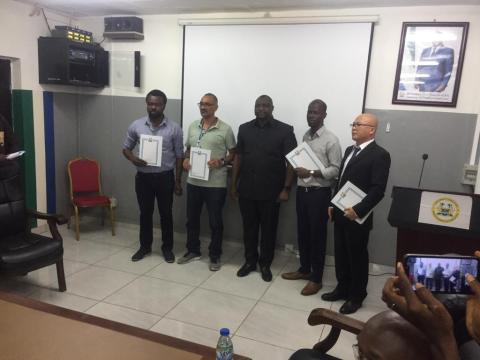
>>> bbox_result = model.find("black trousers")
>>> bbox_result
[333,221,370,303]
[185,184,227,259]
[135,171,174,251]
[239,197,280,268]
[296,187,331,283]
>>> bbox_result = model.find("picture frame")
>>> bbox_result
[392,22,469,107]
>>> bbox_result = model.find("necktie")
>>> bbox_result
[351,146,360,157]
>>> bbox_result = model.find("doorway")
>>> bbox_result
[0,59,12,124]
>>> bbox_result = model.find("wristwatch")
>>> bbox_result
[309,170,315,176]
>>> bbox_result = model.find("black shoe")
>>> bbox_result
[131,248,151,262]
[237,263,256,277]
[321,289,347,302]
[339,300,362,314]
[260,266,273,282]
[162,250,175,263]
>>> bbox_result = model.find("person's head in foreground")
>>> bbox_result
[355,310,433,360]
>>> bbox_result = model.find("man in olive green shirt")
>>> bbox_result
[177,93,236,271]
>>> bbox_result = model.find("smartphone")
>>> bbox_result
[403,254,479,295]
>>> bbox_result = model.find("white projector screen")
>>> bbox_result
[182,23,373,151]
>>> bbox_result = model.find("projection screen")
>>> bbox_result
[182,22,374,151]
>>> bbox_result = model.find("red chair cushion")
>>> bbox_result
[69,159,100,193]
[73,195,110,207]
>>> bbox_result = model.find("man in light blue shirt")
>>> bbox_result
[123,89,184,262]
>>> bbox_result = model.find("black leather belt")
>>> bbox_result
[297,186,329,193]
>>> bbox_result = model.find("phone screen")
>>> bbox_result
[404,255,479,295]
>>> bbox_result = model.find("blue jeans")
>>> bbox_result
[185,184,227,259]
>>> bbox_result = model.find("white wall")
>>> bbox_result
[2,1,478,110]
[0,0,81,91]
[79,6,480,115]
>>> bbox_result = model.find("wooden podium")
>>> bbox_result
[388,186,480,263]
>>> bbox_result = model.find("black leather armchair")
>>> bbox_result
[0,173,67,291]
[289,308,364,360]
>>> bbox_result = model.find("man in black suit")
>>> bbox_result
[322,113,391,314]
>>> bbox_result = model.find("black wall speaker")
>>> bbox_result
[104,17,144,40]
[134,51,140,88]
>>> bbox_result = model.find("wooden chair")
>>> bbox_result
[67,158,115,241]
[0,173,67,291]
[289,308,364,360]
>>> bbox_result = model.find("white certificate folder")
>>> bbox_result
[139,135,163,167]
[331,181,372,224]
[286,142,325,173]
[189,147,211,181]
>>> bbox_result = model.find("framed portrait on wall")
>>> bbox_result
[392,22,469,107]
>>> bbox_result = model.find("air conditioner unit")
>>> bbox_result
[104,17,144,40]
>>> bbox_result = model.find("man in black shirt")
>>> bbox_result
[231,95,297,282]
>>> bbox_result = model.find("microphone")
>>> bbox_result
[418,153,429,188]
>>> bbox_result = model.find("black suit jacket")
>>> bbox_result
[333,141,391,230]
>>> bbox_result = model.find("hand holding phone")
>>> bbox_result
[382,263,460,360]
[403,254,480,295]
[466,250,480,343]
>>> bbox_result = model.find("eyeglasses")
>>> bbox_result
[197,102,215,107]
[350,122,374,128]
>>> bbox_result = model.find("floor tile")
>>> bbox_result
[62,239,125,264]
[86,302,161,329]
[236,301,321,350]
[104,276,194,316]
[28,288,97,312]
[364,274,392,308]
[96,248,165,275]
[0,221,397,359]
[18,259,90,289]
[146,260,214,286]
[166,288,256,332]
[66,265,138,300]
[261,278,335,312]
[88,226,138,247]
[201,262,271,300]
[232,335,295,360]
[150,318,220,348]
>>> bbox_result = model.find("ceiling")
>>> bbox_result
[14,0,480,17]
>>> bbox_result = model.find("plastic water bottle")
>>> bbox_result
[216,328,234,360]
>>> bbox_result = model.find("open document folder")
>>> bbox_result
[189,147,211,181]
[139,135,163,166]
[285,142,325,183]
[331,181,372,224]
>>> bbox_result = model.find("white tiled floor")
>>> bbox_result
[1,221,394,360]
